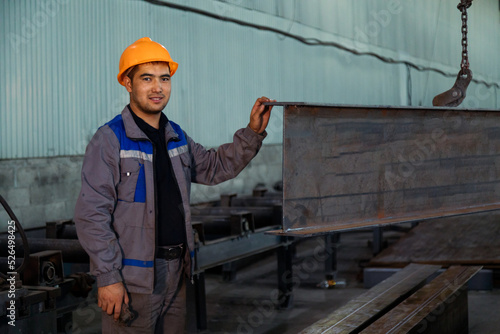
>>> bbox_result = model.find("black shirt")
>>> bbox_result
[129,106,186,247]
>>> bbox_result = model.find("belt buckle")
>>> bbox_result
[167,247,177,259]
[159,245,182,260]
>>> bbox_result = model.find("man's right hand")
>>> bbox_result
[98,282,129,321]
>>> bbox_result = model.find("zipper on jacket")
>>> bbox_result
[131,135,158,290]
[166,137,194,284]
[166,138,189,250]
[131,130,192,287]
[152,142,159,289]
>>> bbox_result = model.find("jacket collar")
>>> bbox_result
[165,121,180,143]
[121,106,180,143]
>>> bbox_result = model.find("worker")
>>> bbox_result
[74,37,274,333]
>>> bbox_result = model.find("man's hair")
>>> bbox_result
[126,61,171,83]
[126,65,140,82]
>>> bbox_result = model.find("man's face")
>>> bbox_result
[124,62,171,115]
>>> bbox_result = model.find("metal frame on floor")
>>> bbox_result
[191,226,294,330]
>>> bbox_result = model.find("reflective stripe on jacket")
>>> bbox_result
[74,106,265,293]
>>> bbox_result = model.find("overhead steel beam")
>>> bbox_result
[266,103,500,236]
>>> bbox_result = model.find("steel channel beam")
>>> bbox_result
[229,196,282,207]
[194,229,286,272]
[360,265,482,334]
[191,206,279,229]
[266,103,500,236]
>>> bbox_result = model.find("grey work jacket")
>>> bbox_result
[74,107,265,293]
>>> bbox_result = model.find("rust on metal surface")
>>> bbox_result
[265,103,500,236]
[369,212,500,267]
[300,263,441,334]
[360,265,482,334]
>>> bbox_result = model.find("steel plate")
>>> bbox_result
[268,103,500,236]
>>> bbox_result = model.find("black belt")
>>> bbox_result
[156,245,183,260]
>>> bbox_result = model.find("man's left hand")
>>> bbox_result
[249,97,275,135]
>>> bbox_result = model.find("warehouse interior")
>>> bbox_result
[1,0,500,333]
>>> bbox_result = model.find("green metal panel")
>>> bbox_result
[0,0,499,159]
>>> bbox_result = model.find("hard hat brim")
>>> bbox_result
[117,59,178,86]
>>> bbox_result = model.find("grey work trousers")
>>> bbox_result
[102,257,186,334]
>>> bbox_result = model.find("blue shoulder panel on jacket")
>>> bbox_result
[106,115,149,203]
[106,114,126,143]
[168,121,188,150]
[106,115,153,154]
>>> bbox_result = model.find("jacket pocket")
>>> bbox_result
[117,159,142,202]
[179,152,192,181]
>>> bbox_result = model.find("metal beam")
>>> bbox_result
[194,228,286,272]
[0,238,88,263]
[267,103,500,236]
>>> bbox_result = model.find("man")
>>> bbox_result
[74,37,274,333]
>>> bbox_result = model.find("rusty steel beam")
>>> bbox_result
[361,265,482,334]
[299,263,441,333]
[266,103,500,236]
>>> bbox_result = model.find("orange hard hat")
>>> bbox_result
[117,37,178,86]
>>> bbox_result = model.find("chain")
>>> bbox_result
[457,0,472,70]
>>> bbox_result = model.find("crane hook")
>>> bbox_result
[432,0,473,107]
[432,68,472,107]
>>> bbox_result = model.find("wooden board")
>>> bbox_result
[369,212,500,267]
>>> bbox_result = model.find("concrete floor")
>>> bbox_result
[72,230,500,333]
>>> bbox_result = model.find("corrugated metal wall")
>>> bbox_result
[1,0,499,159]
